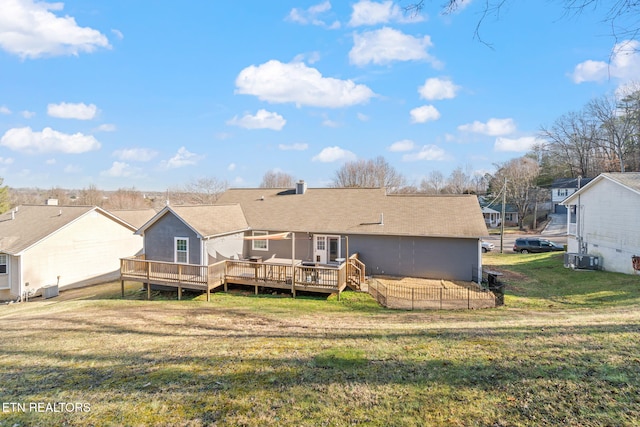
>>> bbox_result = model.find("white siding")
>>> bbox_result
[20,211,142,293]
[571,179,640,274]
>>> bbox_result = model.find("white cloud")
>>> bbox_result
[47,102,98,120]
[349,0,424,27]
[572,40,640,83]
[111,29,124,40]
[494,136,542,152]
[235,60,375,108]
[286,1,340,29]
[418,77,461,100]
[95,123,116,132]
[410,105,441,123]
[227,163,236,171]
[0,106,11,114]
[388,139,416,152]
[63,164,82,173]
[458,118,516,136]
[312,146,357,162]
[349,27,439,67]
[113,148,158,162]
[45,158,56,164]
[21,110,35,118]
[0,126,101,154]
[357,112,369,121]
[0,0,110,58]
[160,147,203,169]
[101,161,137,177]
[402,144,447,161]
[0,157,14,165]
[227,109,286,130]
[322,118,340,127]
[279,143,309,151]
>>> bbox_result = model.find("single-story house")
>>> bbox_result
[562,172,640,274]
[0,205,149,301]
[215,183,488,282]
[479,202,519,227]
[551,177,593,214]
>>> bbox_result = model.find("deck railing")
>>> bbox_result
[121,257,348,298]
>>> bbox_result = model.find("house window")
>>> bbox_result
[175,238,189,264]
[0,254,6,274]
[252,231,268,251]
[316,236,325,251]
[505,213,514,222]
[558,189,568,197]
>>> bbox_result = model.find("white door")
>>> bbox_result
[314,236,326,264]
[313,235,340,264]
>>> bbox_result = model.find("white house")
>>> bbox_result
[0,205,149,301]
[551,177,593,214]
[562,173,640,274]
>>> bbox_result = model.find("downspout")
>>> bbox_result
[17,254,23,301]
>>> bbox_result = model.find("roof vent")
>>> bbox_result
[296,180,307,195]
[45,198,59,206]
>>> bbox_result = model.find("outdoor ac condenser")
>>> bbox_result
[42,284,59,299]
[564,253,601,270]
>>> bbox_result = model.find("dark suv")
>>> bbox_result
[513,238,564,253]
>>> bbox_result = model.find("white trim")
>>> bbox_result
[174,237,189,264]
[0,254,9,290]
[0,253,7,275]
[314,234,341,264]
[251,231,269,251]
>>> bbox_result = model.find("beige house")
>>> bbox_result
[0,205,150,301]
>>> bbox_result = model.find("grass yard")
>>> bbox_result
[1,253,640,426]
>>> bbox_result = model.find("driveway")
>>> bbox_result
[484,215,568,253]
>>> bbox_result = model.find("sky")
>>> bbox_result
[0,0,638,191]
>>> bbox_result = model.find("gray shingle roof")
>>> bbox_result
[138,205,249,238]
[603,172,640,194]
[216,188,488,238]
[107,209,157,229]
[0,205,127,255]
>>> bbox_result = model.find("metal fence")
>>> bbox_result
[367,277,499,310]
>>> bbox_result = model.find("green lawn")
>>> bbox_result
[1,253,639,426]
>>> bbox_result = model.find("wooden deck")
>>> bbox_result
[120,256,360,300]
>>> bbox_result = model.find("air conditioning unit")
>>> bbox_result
[42,284,59,299]
[564,253,601,270]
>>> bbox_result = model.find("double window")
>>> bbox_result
[0,254,6,274]
[252,231,268,251]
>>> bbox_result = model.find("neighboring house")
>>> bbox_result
[562,172,640,274]
[214,184,488,282]
[134,204,250,264]
[0,205,146,301]
[479,203,519,227]
[551,177,593,214]
[482,206,501,228]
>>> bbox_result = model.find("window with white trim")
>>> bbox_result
[316,236,325,251]
[175,238,189,264]
[252,231,268,251]
[0,254,6,274]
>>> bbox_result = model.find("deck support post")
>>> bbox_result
[121,280,124,298]
[178,286,182,300]
[207,285,211,302]
[147,282,151,300]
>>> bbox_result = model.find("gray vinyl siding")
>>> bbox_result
[347,235,479,281]
[144,213,201,265]
[243,230,479,281]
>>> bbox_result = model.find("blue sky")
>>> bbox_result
[0,0,638,191]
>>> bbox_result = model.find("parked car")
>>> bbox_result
[481,240,494,253]
[513,237,564,254]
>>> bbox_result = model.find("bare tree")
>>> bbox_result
[491,157,540,230]
[178,177,229,204]
[419,170,445,194]
[403,1,640,46]
[260,171,295,188]
[332,156,407,190]
[103,188,149,210]
[445,166,471,194]
[0,177,9,214]
[78,184,105,207]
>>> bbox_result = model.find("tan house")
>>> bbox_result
[0,205,150,301]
